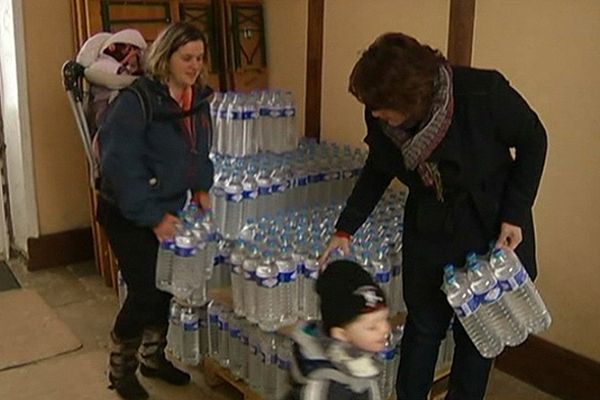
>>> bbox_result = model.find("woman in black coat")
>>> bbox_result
[321,32,547,400]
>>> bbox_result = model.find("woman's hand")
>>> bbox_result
[193,191,211,212]
[495,222,523,250]
[153,213,180,242]
[319,234,351,267]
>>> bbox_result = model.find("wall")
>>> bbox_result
[473,0,600,362]
[320,0,449,147]
[263,0,308,135]
[22,0,90,235]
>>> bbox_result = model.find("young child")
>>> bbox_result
[287,260,391,400]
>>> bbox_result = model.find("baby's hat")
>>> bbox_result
[317,260,387,332]
[76,32,112,67]
[101,29,147,53]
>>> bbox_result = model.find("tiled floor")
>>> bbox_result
[2,258,558,399]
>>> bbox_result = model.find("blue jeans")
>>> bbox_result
[397,262,493,400]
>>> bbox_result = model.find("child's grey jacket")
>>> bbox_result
[286,321,383,400]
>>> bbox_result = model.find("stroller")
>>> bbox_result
[61,29,146,290]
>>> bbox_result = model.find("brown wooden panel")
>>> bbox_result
[27,227,94,271]
[226,0,268,92]
[304,0,324,140]
[447,0,476,66]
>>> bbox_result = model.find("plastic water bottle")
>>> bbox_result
[208,301,221,358]
[230,240,247,316]
[260,332,278,399]
[378,325,403,399]
[300,244,321,320]
[282,91,298,151]
[276,245,298,326]
[228,315,244,376]
[217,306,231,367]
[243,246,261,323]
[467,253,528,347]
[256,251,281,332]
[171,223,198,301]
[181,305,200,366]
[489,247,551,334]
[155,239,175,292]
[189,217,209,306]
[248,324,264,393]
[239,318,250,381]
[166,297,183,360]
[443,264,504,358]
[201,210,219,279]
[275,336,293,400]
[197,305,209,357]
[223,173,244,239]
[371,247,392,304]
[389,245,405,315]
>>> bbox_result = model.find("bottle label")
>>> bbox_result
[269,108,284,118]
[297,176,308,186]
[498,268,528,292]
[243,271,256,281]
[476,282,503,304]
[241,335,249,345]
[174,246,196,257]
[160,240,175,250]
[379,348,397,361]
[257,275,278,288]
[218,320,229,331]
[279,270,297,283]
[376,271,391,283]
[277,357,291,370]
[271,183,285,193]
[232,264,243,275]
[297,263,305,275]
[251,345,258,355]
[230,327,241,339]
[265,353,277,365]
[342,170,353,179]
[184,320,199,331]
[308,174,322,184]
[209,313,219,323]
[225,192,243,202]
[259,107,271,117]
[258,185,271,195]
[243,189,258,200]
[243,110,258,119]
[229,110,242,120]
[304,267,319,280]
[454,295,480,317]
[284,107,296,117]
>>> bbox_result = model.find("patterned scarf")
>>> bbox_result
[380,64,454,202]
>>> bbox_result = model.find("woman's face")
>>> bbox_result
[168,40,204,90]
[371,109,408,127]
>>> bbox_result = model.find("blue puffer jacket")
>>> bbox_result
[98,76,214,227]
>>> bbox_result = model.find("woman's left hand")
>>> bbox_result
[193,191,211,212]
[495,222,522,250]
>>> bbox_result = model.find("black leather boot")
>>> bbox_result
[108,332,148,400]
[139,326,191,386]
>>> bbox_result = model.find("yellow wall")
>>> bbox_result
[473,0,600,362]
[263,0,308,135]
[321,0,449,147]
[23,0,90,234]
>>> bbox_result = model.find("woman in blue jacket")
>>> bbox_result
[322,33,547,400]
[97,22,214,399]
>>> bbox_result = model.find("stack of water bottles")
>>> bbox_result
[443,248,552,358]
[201,300,293,400]
[211,89,299,156]
[210,140,366,239]
[227,187,408,334]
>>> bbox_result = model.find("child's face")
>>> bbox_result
[341,308,391,353]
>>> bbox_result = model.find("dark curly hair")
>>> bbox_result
[349,32,445,122]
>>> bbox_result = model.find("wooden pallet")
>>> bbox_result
[203,356,262,400]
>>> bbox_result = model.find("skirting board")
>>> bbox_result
[495,334,600,400]
[26,227,94,270]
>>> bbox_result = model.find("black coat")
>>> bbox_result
[336,67,547,281]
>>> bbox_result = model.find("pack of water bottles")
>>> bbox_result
[210,140,367,239]
[211,90,299,156]
[155,203,220,307]
[443,248,552,358]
